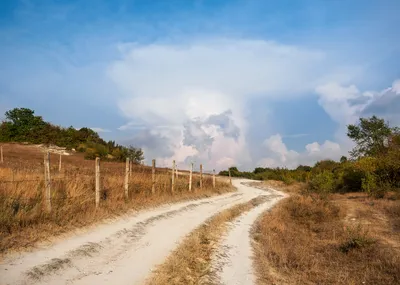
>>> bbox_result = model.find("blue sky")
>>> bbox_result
[1,0,399,170]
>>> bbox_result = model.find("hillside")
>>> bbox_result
[0,108,143,162]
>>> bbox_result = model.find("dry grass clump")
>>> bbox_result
[0,144,233,254]
[253,194,400,285]
[147,197,267,285]
[381,201,400,233]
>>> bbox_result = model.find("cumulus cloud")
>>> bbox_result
[107,38,361,170]
[362,80,400,125]
[125,129,176,160]
[316,79,400,139]
[258,134,342,168]
[305,78,400,163]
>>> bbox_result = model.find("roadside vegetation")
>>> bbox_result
[221,115,400,198]
[246,115,400,284]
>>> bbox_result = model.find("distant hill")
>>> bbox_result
[0,108,143,162]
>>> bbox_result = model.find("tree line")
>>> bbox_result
[0,108,144,163]
[220,116,400,197]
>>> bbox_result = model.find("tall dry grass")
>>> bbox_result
[0,144,233,254]
[253,193,400,285]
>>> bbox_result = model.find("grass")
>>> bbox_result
[147,197,268,285]
[252,182,400,285]
[0,143,233,254]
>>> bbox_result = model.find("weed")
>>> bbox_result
[339,225,375,253]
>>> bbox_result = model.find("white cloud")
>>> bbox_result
[316,79,400,142]
[258,134,343,168]
[392,80,400,94]
[90,127,111,133]
[117,122,147,131]
[108,38,362,170]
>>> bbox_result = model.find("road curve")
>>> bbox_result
[212,182,285,285]
[1,179,284,285]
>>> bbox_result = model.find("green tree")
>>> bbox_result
[296,165,312,172]
[127,146,144,163]
[1,108,47,142]
[340,156,348,163]
[347,116,398,158]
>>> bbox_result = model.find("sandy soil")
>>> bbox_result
[1,179,277,285]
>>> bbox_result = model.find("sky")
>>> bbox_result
[0,0,399,171]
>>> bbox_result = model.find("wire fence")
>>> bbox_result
[0,153,231,213]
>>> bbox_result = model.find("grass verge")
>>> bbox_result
[146,196,268,285]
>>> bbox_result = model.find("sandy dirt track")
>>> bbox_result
[212,183,285,285]
[1,180,284,285]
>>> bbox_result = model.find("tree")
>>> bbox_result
[254,167,266,174]
[296,165,312,172]
[313,160,339,173]
[1,108,47,142]
[347,116,398,158]
[340,156,348,163]
[126,146,144,164]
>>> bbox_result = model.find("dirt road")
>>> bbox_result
[212,183,285,285]
[1,180,284,285]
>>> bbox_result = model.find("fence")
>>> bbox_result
[0,151,230,213]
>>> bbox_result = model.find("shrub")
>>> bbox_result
[339,225,375,253]
[308,171,335,194]
[84,148,97,160]
[361,172,378,195]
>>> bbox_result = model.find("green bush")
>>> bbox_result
[361,172,378,195]
[84,148,97,160]
[308,171,335,194]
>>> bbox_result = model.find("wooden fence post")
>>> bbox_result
[229,169,232,185]
[189,162,193,192]
[124,157,130,198]
[171,160,175,193]
[12,169,16,192]
[200,164,203,190]
[44,152,51,212]
[213,169,216,188]
[0,145,3,163]
[152,159,156,194]
[58,154,62,172]
[95,157,100,207]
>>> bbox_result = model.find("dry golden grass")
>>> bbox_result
[253,182,400,285]
[0,143,233,254]
[147,197,268,285]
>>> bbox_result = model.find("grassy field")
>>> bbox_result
[0,143,233,254]
[252,181,400,285]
